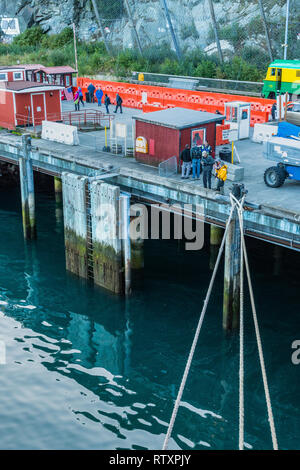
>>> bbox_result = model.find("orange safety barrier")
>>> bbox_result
[77,77,275,126]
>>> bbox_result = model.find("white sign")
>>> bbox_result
[141,92,148,104]
[222,129,230,140]
[115,123,126,138]
[0,17,20,36]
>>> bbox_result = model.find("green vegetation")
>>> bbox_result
[0,26,270,82]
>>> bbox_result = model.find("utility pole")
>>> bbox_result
[73,23,78,78]
[160,0,182,60]
[283,0,290,60]
[124,0,143,56]
[258,0,273,61]
[91,0,111,55]
[207,0,223,63]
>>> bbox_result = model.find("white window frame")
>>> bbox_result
[0,73,8,82]
[13,71,23,81]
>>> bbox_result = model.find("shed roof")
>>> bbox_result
[10,64,44,70]
[133,107,224,129]
[0,81,64,92]
[34,66,77,74]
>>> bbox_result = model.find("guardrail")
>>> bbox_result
[132,71,263,96]
[61,111,114,130]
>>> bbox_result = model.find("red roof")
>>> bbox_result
[34,66,77,74]
[0,81,64,92]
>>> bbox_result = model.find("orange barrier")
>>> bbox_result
[216,123,230,146]
[76,77,275,126]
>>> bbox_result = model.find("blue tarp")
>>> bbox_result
[277,121,300,139]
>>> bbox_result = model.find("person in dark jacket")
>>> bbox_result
[180,144,192,179]
[191,145,202,179]
[201,151,214,189]
[88,83,96,103]
[271,103,277,120]
[114,93,123,113]
[104,94,111,113]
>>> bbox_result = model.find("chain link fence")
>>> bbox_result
[83,0,300,82]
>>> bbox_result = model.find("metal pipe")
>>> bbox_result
[124,0,143,56]
[160,0,182,60]
[91,0,111,55]
[283,0,290,60]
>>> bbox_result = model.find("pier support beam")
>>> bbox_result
[210,224,223,270]
[223,210,241,330]
[54,176,62,202]
[19,134,36,240]
[90,181,124,294]
[62,173,89,279]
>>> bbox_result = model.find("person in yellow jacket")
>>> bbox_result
[213,157,227,194]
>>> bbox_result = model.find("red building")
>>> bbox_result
[0,80,63,130]
[134,108,224,166]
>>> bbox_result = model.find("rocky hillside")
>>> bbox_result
[0,0,298,58]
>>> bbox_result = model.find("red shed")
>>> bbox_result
[0,81,64,130]
[133,108,225,166]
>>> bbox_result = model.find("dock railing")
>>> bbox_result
[61,110,114,130]
[158,156,178,177]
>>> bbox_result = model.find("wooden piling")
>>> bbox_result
[120,194,131,296]
[62,173,89,279]
[90,181,124,294]
[223,210,241,330]
[210,224,223,270]
[19,134,36,239]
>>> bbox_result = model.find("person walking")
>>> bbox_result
[74,90,80,111]
[78,87,84,107]
[201,151,214,189]
[87,82,96,103]
[213,157,227,194]
[180,144,192,179]
[114,93,123,114]
[104,94,111,114]
[191,145,201,179]
[271,102,277,121]
[96,87,104,107]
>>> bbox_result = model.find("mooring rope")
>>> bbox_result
[162,203,237,450]
[233,194,279,451]
[230,193,246,451]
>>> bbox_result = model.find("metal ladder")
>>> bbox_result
[85,182,94,281]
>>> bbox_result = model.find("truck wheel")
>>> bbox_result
[264,166,286,188]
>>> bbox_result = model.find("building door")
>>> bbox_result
[32,93,46,126]
[276,68,282,92]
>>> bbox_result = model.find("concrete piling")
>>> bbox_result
[223,210,241,330]
[90,181,124,294]
[19,134,36,239]
[62,173,89,279]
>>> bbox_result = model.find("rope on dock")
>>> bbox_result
[230,193,246,450]
[233,194,279,450]
[162,203,237,450]
[162,193,279,451]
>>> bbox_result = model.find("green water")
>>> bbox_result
[0,185,299,450]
